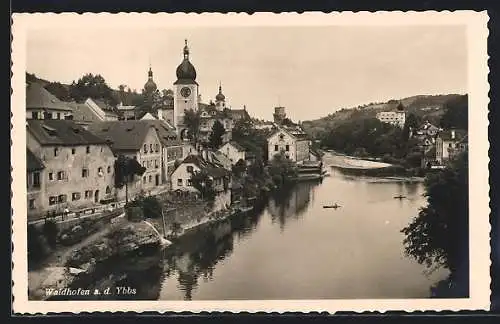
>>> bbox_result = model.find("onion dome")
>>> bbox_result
[175,39,197,84]
[144,67,157,93]
[215,83,225,101]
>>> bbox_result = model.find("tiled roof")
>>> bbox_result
[227,141,246,152]
[27,148,44,171]
[27,120,107,146]
[26,82,72,112]
[87,120,158,152]
[181,154,230,179]
[227,109,250,120]
[68,102,101,123]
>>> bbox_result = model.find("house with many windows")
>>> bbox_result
[218,141,246,166]
[26,120,116,218]
[87,120,164,199]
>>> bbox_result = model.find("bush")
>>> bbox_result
[43,220,59,248]
[126,206,144,222]
[28,224,50,264]
[142,196,162,219]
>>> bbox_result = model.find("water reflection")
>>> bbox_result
[55,168,447,300]
[268,180,321,231]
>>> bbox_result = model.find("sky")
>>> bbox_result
[27,25,467,121]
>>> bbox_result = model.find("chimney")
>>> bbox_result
[451,129,455,140]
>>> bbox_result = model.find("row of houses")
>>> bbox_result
[25,117,251,221]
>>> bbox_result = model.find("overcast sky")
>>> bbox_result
[27,25,467,121]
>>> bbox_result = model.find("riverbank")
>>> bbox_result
[324,153,425,179]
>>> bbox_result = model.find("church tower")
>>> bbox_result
[173,39,199,138]
[215,82,226,111]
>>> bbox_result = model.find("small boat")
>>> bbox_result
[394,195,407,199]
[323,203,341,209]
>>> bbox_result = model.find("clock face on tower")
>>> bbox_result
[180,87,191,98]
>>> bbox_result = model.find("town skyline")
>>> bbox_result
[27,25,467,121]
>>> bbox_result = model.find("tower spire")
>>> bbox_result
[183,39,190,59]
[218,81,222,94]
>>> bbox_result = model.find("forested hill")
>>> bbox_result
[302,94,464,139]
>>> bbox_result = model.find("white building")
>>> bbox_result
[170,154,231,212]
[26,82,73,120]
[218,141,246,165]
[435,129,468,164]
[267,127,310,163]
[376,110,406,128]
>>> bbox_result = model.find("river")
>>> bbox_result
[61,157,449,301]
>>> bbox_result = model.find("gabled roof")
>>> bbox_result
[27,120,107,146]
[180,154,230,179]
[87,120,159,152]
[27,148,44,171]
[68,102,102,122]
[222,141,246,152]
[26,82,72,112]
[267,127,296,140]
[227,109,250,120]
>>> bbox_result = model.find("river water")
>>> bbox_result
[63,157,449,300]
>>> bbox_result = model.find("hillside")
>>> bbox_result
[26,72,143,106]
[302,94,463,138]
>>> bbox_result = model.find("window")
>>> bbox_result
[274,145,278,152]
[149,175,152,183]
[155,144,159,152]
[71,148,76,154]
[142,161,146,168]
[29,199,35,210]
[279,134,284,140]
[177,179,183,186]
[84,190,92,199]
[31,112,38,120]
[57,171,65,180]
[32,172,40,188]
[48,172,53,181]
[144,144,148,153]
[49,196,57,206]
[97,167,103,175]
[155,160,159,168]
[150,144,153,152]
[285,145,290,151]
[143,176,146,183]
[105,186,111,195]
[58,194,67,203]
[54,147,59,157]
[187,165,194,173]
[147,160,151,168]
[72,192,81,201]
[86,146,90,153]
[57,113,61,120]
[82,168,89,178]
[107,166,111,173]
[187,179,193,186]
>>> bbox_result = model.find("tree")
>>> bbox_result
[191,170,216,202]
[232,159,247,177]
[268,152,298,187]
[401,151,469,296]
[44,82,72,101]
[440,95,468,130]
[69,73,118,105]
[114,155,147,203]
[208,120,225,149]
[183,109,201,144]
[403,113,421,141]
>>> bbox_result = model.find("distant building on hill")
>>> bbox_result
[273,106,286,124]
[376,102,406,128]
